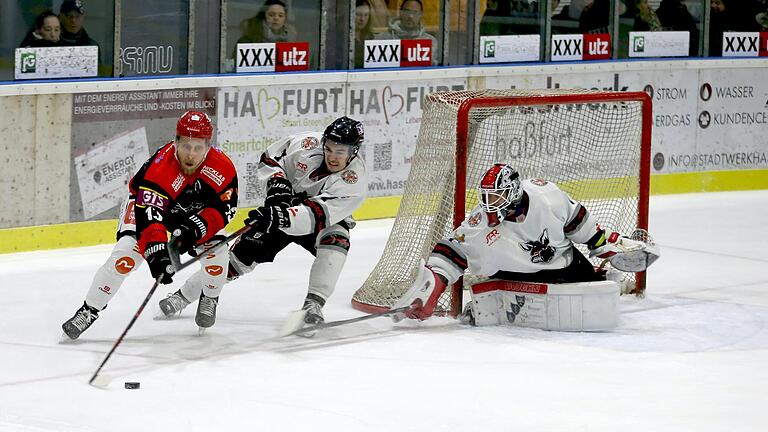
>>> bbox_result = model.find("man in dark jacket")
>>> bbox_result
[58,0,99,48]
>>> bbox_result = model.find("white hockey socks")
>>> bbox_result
[307,248,347,301]
[85,236,144,310]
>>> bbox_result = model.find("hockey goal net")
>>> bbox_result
[352,89,652,316]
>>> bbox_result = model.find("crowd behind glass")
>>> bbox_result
[2,0,766,81]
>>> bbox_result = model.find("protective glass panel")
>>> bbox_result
[618,0,704,58]
[225,0,322,73]
[119,1,189,76]
[481,0,543,36]
[0,1,115,81]
[356,0,444,68]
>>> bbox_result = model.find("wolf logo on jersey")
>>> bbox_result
[519,229,556,263]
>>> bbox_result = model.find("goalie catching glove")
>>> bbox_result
[391,259,448,321]
[588,228,660,272]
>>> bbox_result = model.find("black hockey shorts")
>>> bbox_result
[490,246,604,284]
[231,220,351,266]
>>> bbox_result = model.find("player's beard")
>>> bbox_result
[180,160,202,175]
[176,148,208,175]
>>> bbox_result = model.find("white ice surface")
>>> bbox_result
[1,191,767,432]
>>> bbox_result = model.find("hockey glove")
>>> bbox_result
[265,176,293,207]
[172,214,208,254]
[589,231,640,259]
[145,241,175,284]
[588,229,660,272]
[244,205,291,233]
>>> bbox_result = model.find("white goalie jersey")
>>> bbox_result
[429,179,601,282]
[256,132,367,236]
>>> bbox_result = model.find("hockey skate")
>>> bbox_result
[158,289,191,318]
[61,302,100,340]
[195,294,218,331]
[297,295,325,337]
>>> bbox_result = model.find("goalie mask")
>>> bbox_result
[478,164,523,219]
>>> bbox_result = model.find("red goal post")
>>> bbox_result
[353,89,652,316]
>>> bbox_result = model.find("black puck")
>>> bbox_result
[124,382,140,389]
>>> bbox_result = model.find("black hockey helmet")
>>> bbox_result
[323,116,364,156]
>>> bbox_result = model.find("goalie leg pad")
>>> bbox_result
[85,236,144,310]
[467,279,619,331]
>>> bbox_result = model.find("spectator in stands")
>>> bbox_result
[551,0,580,34]
[708,0,733,56]
[623,0,662,31]
[58,0,99,48]
[731,0,768,31]
[655,0,699,55]
[354,0,376,68]
[376,0,439,64]
[237,0,297,45]
[480,0,512,36]
[508,0,541,35]
[19,10,61,47]
[367,0,392,30]
[759,10,768,30]
[579,0,612,33]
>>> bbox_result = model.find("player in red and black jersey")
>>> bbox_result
[62,111,238,340]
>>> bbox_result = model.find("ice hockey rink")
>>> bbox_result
[1,190,766,432]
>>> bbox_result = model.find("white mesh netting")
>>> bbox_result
[352,89,650,315]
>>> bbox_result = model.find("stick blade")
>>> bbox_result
[89,373,113,389]
[278,309,308,337]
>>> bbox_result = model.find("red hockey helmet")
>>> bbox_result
[176,111,213,140]
[478,164,523,214]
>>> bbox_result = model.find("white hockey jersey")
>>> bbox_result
[256,132,367,236]
[431,179,600,280]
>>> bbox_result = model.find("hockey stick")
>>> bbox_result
[89,275,163,387]
[89,224,253,387]
[279,305,414,338]
[168,224,254,273]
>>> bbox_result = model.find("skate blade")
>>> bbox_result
[197,327,207,336]
[278,309,308,337]
[153,310,178,320]
[59,332,77,344]
[296,329,317,338]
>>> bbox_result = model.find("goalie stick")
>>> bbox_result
[89,224,253,387]
[279,305,414,338]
